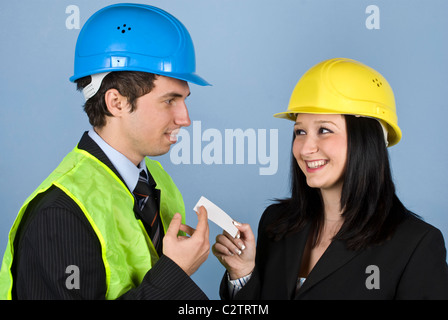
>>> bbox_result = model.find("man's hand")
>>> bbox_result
[163,206,210,276]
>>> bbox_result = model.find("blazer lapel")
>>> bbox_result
[295,239,361,298]
[284,223,311,298]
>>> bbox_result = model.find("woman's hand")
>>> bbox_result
[212,221,256,279]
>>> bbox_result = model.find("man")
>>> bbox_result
[0,3,211,299]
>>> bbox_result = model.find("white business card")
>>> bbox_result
[193,196,239,238]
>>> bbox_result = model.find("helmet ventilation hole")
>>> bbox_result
[117,24,132,34]
[372,78,382,87]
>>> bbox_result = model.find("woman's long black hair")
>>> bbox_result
[267,115,411,250]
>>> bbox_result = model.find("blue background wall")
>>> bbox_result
[1,0,447,299]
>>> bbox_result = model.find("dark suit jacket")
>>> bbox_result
[13,132,207,300]
[221,202,448,300]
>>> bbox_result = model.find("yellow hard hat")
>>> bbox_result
[274,58,402,146]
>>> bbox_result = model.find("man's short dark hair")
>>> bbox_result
[75,71,157,128]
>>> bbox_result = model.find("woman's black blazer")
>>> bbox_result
[220,203,448,300]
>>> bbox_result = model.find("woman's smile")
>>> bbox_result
[305,159,329,172]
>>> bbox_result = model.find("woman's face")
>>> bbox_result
[292,113,348,193]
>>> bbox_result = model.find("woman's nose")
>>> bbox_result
[300,135,319,156]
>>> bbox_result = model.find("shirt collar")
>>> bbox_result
[88,129,147,192]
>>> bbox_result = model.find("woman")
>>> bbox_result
[212,58,448,299]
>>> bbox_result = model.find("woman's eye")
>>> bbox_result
[319,127,332,134]
[295,129,306,136]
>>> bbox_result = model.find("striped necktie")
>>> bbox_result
[133,169,163,256]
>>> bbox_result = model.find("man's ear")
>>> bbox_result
[104,88,128,117]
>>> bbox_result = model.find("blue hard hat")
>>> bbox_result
[69,3,210,86]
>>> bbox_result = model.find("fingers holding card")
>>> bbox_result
[193,196,239,238]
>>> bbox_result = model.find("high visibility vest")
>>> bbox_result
[0,146,185,299]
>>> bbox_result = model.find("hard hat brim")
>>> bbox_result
[70,69,210,87]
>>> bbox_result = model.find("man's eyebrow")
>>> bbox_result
[160,91,191,99]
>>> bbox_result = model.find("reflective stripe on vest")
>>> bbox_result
[0,147,185,299]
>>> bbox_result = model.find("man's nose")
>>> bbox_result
[174,102,191,127]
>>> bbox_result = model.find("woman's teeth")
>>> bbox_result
[306,160,328,169]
